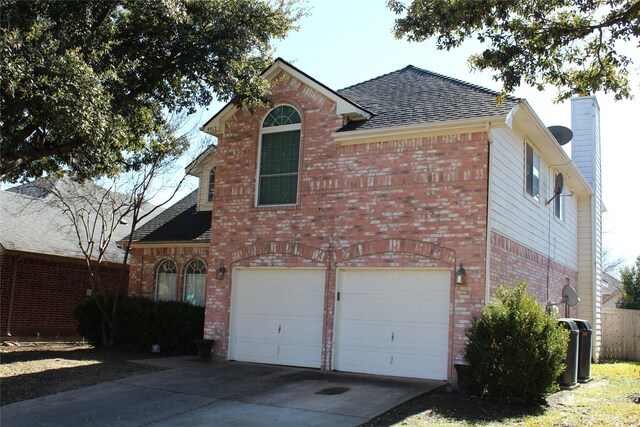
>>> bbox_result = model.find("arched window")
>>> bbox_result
[207,167,215,203]
[257,105,301,205]
[184,259,206,306]
[155,260,177,301]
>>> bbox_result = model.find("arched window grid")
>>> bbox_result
[155,259,177,301]
[183,259,207,306]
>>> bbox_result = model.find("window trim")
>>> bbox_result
[525,142,541,202]
[207,167,215,203]
[255,104,302,207]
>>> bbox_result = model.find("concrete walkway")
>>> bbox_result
[2,356,445,426]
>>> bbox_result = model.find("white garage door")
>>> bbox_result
[229,268,325,368]
[334,269,450,380]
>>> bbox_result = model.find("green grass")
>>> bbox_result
[374,361,640,427]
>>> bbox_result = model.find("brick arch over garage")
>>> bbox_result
[228,241,329,265]
[333,238,456,266]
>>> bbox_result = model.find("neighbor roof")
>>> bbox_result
[1,178,159,263]
[0,191,124,263]
[129,190,211,243]
[337,65,519,132]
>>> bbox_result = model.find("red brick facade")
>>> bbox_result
[205,72,491,376]
[0,253,126,338]
[490,231,578,317]
[128,246,209,300]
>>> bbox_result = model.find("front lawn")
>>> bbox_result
[364,361,640,426]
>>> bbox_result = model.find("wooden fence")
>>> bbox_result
[602,308,640,361]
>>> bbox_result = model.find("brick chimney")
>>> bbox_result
[571,96,602,361]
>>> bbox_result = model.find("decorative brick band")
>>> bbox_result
[333,238,455,265]
[490,231,575,276]
[226,238,456,267]
[229,241,328,265]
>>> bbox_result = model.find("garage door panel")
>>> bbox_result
[335,269,450,380]
[230,269,324,368]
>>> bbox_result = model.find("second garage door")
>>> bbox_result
[229,268,325,368]
[334,269,451,380]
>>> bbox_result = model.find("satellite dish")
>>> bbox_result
[562,284,580,306]
[545,173,564,205]
[548,126,573,146]
[554,173,564,196]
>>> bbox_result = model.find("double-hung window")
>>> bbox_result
[525,143,540,201]
[257,105,301,206]
[207,167,215,203]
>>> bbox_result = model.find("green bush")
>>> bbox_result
[464,282,568,402]
[73,295,205,354]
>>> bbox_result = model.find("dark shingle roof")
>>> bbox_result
[337,65,519,132]
[131,190,211,243]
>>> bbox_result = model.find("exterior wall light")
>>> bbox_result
[455,264,466,285]
[215,265,227,280]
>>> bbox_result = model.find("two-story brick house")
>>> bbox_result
[127,59,602,381]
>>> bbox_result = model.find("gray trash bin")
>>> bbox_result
[572,319,592,383]
[557,318,579,389]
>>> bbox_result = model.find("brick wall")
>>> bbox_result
[205,71,491,376]
[0,253,126,338]
[490,231,578,317]
[128,245,209,301]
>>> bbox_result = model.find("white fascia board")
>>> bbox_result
[332,115,507,145]
[263,60,372,120]
[508,100,592,196]
[185,145,217,177]
[128,241,210,248]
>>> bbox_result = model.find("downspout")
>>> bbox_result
[484,122,493,306]
[6,255,24,336]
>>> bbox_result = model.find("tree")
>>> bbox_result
[34,113,200,345]
[387,0,639,101]
[0,0,303,182]
[618,256,640,309]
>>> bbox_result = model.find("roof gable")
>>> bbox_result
[201,58,373,135]
[129,190,211,243]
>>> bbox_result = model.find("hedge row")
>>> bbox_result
[73,295,205,354]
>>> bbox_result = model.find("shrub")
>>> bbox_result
[464,282,568,402]
[73,295,205,354]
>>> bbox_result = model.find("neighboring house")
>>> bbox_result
[602,272,622,309]
[129,59,603,381]
[0,178,154,338]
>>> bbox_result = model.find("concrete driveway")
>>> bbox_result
[2,356,445,426]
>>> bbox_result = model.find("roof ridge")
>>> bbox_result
[338,64,519,102]
[337,66,412,93]
[404,65,519,100]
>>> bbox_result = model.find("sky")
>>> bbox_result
[170,1,638,269]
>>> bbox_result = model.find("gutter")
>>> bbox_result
[6,255,24,336]
[484,121,494,306]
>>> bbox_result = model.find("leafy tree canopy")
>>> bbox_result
[618,256,640,309]
[0,0,302,182]
[388,0,639,101]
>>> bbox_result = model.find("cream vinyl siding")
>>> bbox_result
[571,97,602,360]
[489,127,578,269]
